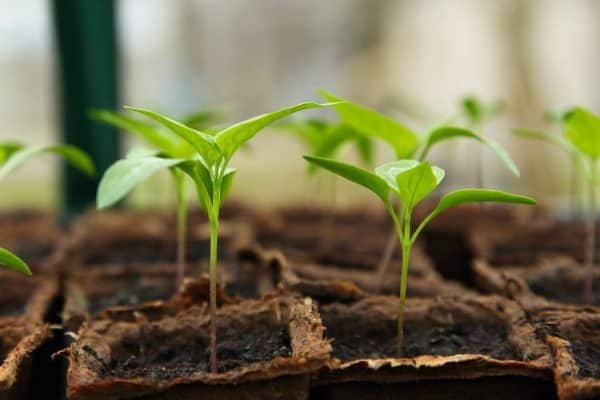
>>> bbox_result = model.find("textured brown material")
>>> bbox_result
[67,296,331,400]
[469,220,600,266]
[313,295,553,397]
[63,252,281,332]
[0,211,62,273]
[61,210,251,269]
[533,309,600,400]
[473,257,600,311]
[0,320,51,399]
[270,249,475,301]
[0,272,57,325]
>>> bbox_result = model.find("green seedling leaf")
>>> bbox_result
[303,155,389,203]
[565,107,600,159]
[216,102,336,160]
[0,247,31,275]
[0,145,95,181]
[433,188,536,216]
[91,110,193,157]
[319,90,419,158]
[376,160,444,209]
[420,126,519,176]
[125,107,221,165]
[512,129,579,159]
[97,154,184,209]
[125,147,161,158]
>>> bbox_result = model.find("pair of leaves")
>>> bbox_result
[98,101,335,210]
[304,155,535,222]
[320,91,520,177]
[0,145,95,181]
[126,102,334,167]
[0,247,31,275]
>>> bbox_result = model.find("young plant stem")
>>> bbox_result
[208,169,223,374]
[174,173,187,292]
[376,198,401,292]
[397,208,412,356]
[584,159,597,304]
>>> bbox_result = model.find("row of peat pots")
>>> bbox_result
[0,203,597,400]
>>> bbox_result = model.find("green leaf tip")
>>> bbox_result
[0,247,31,276]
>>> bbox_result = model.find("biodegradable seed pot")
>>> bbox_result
[66,296,331,400]
[311,295,555,400]
[533,309,600,400]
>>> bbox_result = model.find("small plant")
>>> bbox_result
[279,118,374,242]
[560,107,600,304]
[97,100,334,373]
[92,108,223,290]
[304,155,536,355]
[513,109,583,217]
[459,96,505,187]
[318,91,520,285]
[0,142,95,275]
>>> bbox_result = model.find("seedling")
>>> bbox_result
[0,142,95,275]
[279,118,374,243]
[460,96,505,187]
[513,108,583,217]
[92,108,223,290]
[304,155,536,355]
[97,101,334,373]
[560,107,600,304]
[318,91,520,286]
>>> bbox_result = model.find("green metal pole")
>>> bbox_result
[51,0,120,215]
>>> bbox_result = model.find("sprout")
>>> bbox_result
[98,101,335,373]
[92,108,224,290]
[304,155,536,355]
[317,91,520,288]
[0,142,95,275]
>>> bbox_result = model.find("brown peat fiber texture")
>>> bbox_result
[67,296,331,400]
[0,321,51,400]
[535,309,600,400]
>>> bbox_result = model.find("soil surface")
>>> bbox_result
[528,273,600,306]
[84,237,232,265]
[570,338,600,379]
[423,231,474,285]
[323,312,519,362]
[103,325,291,379]
[87,284,175,314]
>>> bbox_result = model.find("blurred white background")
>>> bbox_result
[1,0,599,211]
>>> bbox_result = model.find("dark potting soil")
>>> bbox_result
[570,338,600,379]
[84,238,231,265]
[101,326,291,379]
[423,231,474,285]
[87,284,175,314]
[528,272,600,306]
[323,313,519,362]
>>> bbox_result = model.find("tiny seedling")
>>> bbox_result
[459,96,505,188]
[560,107,600,304]
[0,141,95,275]
[304,155,536,355]
[92,108,221,290]
[97,101,334,373]
[318,91,520,287]
[279,118,374,243]
[513,108,583,217]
